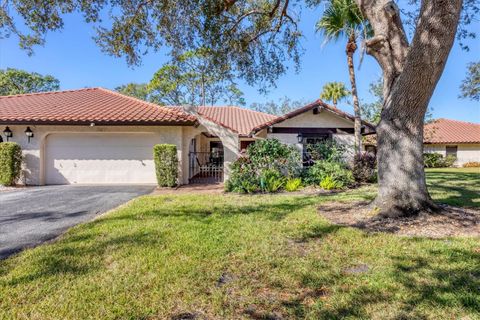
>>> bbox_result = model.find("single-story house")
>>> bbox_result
[423,118,480,166]
[363,118,480,166]
[0,87,375,185]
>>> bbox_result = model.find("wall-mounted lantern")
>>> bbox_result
[25,127,34,143]
[3,127,13,141]
[297,132,303,143]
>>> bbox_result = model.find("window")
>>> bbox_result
[446,145,457,157]
[302,134,331,166]
[240,140,255,151]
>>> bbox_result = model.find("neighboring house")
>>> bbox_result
[363,118,480,166]
[0,88,374,185]
[423,118,480,166]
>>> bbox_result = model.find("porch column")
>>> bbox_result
[220,133,240,182]
[182,106,240,182]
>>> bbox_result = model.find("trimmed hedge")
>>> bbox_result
[353,152,377,183]
[153,144,178,187]
[423,153,456,168]
[0,142,23,186]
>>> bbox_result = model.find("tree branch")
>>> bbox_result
[355,0,409,96]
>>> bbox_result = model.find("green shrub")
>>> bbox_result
[226,139,301,193]
[320,176,339,190]
[153,144,178,187]
[247,138,302,177]
[304,160,354,188]
[463,161,480,168]
[0,142,23,186]
[443,155,457,167]
[353,152,377,183]
[423,153,456,168]
[225,156,260,193]
[285,178,302,192]
[260,169,285,193]
[306,139,349,163]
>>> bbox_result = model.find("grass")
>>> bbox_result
[426,167,480,208]
[0,169,479,319]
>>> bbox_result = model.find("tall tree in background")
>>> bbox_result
[251,97,306,115]
[115,83,151,101]
[2,0,476,217]
[0,68,60,95]
[148,48,245,106]
[317,0,370,155]
[459,61,480,101]
[320,81,350,107]
[362,77,433,125]
[116,49,245,106]
[360,78,383,124]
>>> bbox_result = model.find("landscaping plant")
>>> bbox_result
[320,175,340,190]
[260,169,285,193]
[305,139,348,163]
[153,144,178,187]
[0,142,22,186]
[226,139,301,193]
[304,160,354,188]
[225,157,260,193]
[352,152,377,183]
[463,162,480,168]
[423,153,456,168]
[285,178,302,192]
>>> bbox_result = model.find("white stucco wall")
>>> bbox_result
[424,143,480,165]
[274,109,354,128]
[267,133,303,152]
[262,109,356,162]
[4,124,201,185]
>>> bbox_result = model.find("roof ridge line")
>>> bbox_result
[96,88,193,119]
[0,87,99,99]
[433,118,480,126]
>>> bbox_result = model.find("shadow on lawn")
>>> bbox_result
[0,195,324,287]
[285,241,480,319]
[0,230,166,286]
[88,194,331,225]
[426,172,480,208]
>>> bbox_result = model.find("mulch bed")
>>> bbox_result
[318,201,480,238]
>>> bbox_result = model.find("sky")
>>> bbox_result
[1,5,479,123]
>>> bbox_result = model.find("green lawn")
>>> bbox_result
[426,167,480,208]
[0,169,479,319]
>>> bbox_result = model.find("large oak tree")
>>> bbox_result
[2,0,476,216]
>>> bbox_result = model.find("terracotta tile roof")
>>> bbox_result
[251,99,376,134]
[0,87,197,125]
[424,118,480,144]
[196,106,278,136]
[363,118,480,146]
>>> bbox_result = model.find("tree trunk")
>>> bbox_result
[355,0,463,217]
[374,106,437,217]
[346,34,362,155]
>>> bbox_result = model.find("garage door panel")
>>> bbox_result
[45,133,159,184]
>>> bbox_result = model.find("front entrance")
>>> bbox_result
[188,140,224,184]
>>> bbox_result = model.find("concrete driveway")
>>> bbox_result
[0,185,155,259]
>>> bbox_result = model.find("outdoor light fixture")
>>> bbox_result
[297,133,303,143]
[3,127,12,141]
[25,127,34,143]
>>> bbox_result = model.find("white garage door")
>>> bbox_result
[45,133,159,184]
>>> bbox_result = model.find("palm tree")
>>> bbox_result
[317,0,371,154]
[320,81,350,107]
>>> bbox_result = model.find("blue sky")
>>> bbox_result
[1,6,479,122]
